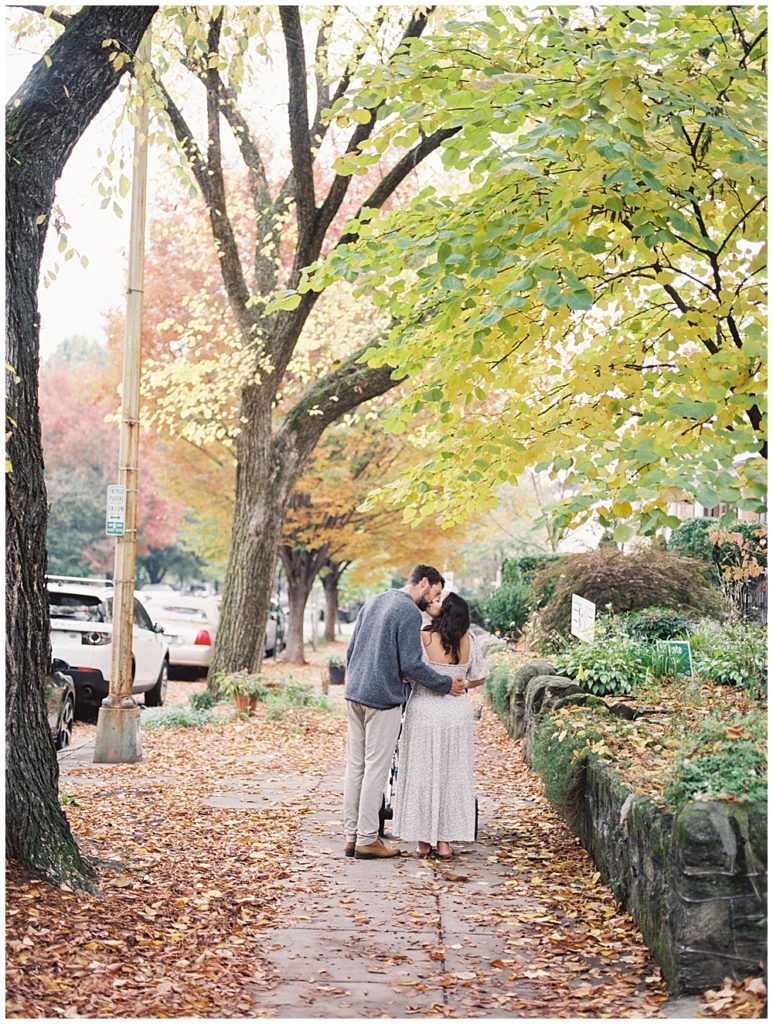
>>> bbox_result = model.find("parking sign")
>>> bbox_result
[106,484,126,536]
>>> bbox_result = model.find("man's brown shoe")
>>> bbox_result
[345,841,356,858]
[354,838,401,860]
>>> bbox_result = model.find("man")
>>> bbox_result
[343,565,465,860]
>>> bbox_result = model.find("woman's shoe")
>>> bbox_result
[436,844,454,860]
[416,842,432,858]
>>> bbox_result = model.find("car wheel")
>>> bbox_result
[145,659,168,707]
[55,692,75,750]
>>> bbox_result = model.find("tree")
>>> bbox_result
[39,341,183,576]
[304,6,767,540]
[6,5,157,887]
[138,7,461,678]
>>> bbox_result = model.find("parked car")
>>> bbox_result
[139,594,219,672]
[47,576,169,719]
[47,658,75,750]
[202,595,285,659]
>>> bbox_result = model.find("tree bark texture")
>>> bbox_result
[279,539,330,665]
[5,5,157,887]
[322,559,348,643]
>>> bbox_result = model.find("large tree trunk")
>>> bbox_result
[322,559,349,643]
[5,5,157,888]
[279,539,330,665]
[282,572,313,665]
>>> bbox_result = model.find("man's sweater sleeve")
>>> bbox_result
[397,614,452,693]
[345,610,363,666]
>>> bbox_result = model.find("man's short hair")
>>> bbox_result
[408,564,445,588]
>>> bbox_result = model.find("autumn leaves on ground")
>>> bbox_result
[5,647,764,1019]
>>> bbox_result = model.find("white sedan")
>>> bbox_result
[140,594,219,672]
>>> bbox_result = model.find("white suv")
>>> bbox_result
[47,576,169,719]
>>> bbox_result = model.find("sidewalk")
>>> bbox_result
[50,677,685,1018]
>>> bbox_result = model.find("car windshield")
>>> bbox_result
[49,592,109,623]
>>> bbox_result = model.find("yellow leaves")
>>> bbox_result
[35,213,46,225]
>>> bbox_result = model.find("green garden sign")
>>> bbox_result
[662,640,694,677]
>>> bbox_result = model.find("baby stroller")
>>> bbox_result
[378,704,480,840]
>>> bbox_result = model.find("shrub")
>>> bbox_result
[190,689,217,711]
[478,580,531,639]
[664,711,767,812]
[502,553,562,588]
[213,671,268,700]
[553,621,647,696]
[619,606,695,642]
[143,707,213,728]
[326,655,345,668]
[529,546,724,640]
[530,708,607,829]
[483,662,511,721]
[667,517,718,565]
[692,621,767,698]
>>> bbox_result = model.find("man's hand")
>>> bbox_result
[448,676,466,697]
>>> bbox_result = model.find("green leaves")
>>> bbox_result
[301,5,766,535]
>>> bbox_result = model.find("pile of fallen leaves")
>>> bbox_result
[701,976,767,1018]
[6,663,347,1018]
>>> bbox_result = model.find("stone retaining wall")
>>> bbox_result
[484,648,767,995]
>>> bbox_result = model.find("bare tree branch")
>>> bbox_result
[14,4,70,26]
[337,126,461,247]
[280,6,316,241]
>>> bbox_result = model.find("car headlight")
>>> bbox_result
[82,631,111,646]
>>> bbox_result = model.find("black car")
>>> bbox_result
[47,658,76,751]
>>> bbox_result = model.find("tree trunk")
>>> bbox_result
[5,5,157,888]
[322,559,348,642]
[323,577,338,642]
[207,394,284,683]
[282,572,313,664]
[278,542,329,665]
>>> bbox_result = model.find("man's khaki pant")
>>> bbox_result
[343,701,402,845]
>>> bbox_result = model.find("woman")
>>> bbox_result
[393,591,486,859]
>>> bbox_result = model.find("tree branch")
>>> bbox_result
[275,343,404,473]
[280,6,316,241]
[336,126,461,247]
[14,4,70,26]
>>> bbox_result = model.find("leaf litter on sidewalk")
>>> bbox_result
[6,661,764,1018]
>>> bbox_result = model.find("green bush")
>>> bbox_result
[619,606,695,642]
[668,517,767,576]
[553,621,647,696]
[530,709,606,829]
[190,689,217,711]
[529,546,724,640]
[478,580,531,639]
[143,707,213,728]
[692,621,767,697]
[502,553,562,588]
[667,517,718,565]
[664,711,767,811]
[483,662,511,721]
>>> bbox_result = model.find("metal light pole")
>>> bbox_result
[94,30,151,764]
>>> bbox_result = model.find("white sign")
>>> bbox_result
[106,484,126,536]
[571,594,596,642]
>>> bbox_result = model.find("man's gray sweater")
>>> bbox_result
[344,589,452,709]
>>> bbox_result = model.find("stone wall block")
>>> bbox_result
[508,659,556,740]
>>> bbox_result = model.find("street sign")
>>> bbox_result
[106,484,126,536]
[571,593,596,642]
[662,639,694,676]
